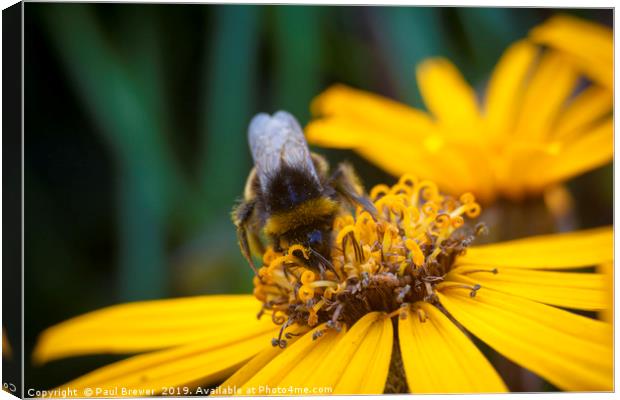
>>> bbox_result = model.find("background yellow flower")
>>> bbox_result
[307,17,613,204]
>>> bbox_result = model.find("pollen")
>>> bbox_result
[253,174,487,345]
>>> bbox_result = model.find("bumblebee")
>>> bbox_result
[233,111,375,273]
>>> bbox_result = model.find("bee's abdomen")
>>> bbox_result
[264,197,337,236]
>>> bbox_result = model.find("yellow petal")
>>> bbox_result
[309,84,434,140]
[529,118,613,188]
[51,329,277,397]
[484,40,537,138]
[243,312,392,395]
[597,262,614,323]
[305,117,393,149]
[553,85,613,141]
[308,120,477,199]
[449,266,607,310]
[437,287,612,391]
[240,323,346,393]
[457,227,612,269]
[530,15,612,89]
[399,303,506,393]
[330,313,392,394]
[305,118,452,187]
[33,295,270,363]
[416,58,481,128]
[220,333,302,389]
[512,50,578,141]
[356,140,485,198]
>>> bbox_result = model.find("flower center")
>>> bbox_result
[253,174,485,347]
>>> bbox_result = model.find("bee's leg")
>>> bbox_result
[330,162,378,216]
[233,199,259,274]
[234,167,265,273]
[248,230,265,255]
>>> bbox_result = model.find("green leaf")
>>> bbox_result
[40,4,180,300]
[271,5,323,122]
[199,5,261,216]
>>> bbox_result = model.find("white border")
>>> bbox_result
[0,2,616,400]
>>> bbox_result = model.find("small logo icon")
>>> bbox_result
[3,382,16,393]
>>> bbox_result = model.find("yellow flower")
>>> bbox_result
[34,176,613,395]
[306,18,612,204]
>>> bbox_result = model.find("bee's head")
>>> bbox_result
[303,227,333,268]
[306,229,324,249]
[284,226,331,266]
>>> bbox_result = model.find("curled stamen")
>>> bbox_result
[356,211,376,230]
[267,255,290,273]
[459,192,475,204]
[272,311,286,325]
[398,173,418,188]
[288,244,310,260]
[390,183,413,196]
[451,215,464,228]
[465,203,481,218]
[443,198,458,212]
[418,181,439,201]
[422,202,439,217]
[301,269,317,284]
[298,285,315,302]
[324,287,336,300]
[370,184,390,201]
[435,214,451,229]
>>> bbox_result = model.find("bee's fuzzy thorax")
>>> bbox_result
[264,164,323,213]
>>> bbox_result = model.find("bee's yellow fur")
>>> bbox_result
[264,197,338,236]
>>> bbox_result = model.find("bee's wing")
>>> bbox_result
[248,111,319,192]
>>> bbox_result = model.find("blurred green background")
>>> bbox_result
[24,4,612,391]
